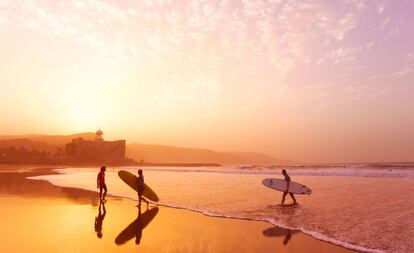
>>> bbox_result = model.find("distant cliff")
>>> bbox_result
[126,143,292,165]
[0,133,294,165]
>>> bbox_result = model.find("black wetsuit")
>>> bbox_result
[137,175,144,197]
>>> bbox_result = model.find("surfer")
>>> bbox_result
[94,201,106,238]
[137,169,149,208]
[281,169,297,205]
[97,166,107,202]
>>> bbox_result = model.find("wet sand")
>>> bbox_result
[0,167,357,253]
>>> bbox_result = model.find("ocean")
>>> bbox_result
[29,164,414,253]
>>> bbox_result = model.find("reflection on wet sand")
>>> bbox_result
[0,168,100,204]
[95,202,107,238]
[115,207,159,245]
[263,226,300,245]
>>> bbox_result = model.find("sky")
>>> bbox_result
[0,0,413,163]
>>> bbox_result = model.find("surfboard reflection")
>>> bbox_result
[262,226,299,245]
[115,207,159,245]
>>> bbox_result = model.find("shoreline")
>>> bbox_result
[0,166,358,253]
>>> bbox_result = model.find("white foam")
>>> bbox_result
[155,202,385,253]
[265,217,385,253]
[49,165,414,178]
[122,166,414,178]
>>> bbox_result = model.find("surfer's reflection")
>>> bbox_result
[262,226,299,245]
[94,201,106,238]
[115,207,159,245]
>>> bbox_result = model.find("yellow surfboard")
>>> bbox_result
[118,170,159,202]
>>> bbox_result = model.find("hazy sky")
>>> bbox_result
[0,0,413,163]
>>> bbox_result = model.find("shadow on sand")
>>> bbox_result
[262,226,300,245]
[115,206,159,245]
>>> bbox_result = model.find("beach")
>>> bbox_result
[0,166,357,253]
[27,165,414,252]
[2,0,413,252]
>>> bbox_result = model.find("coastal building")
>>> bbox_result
[65,130,126,162]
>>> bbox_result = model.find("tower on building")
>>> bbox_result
[95,129,104,141]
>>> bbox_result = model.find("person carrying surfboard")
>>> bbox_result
[281,169,297,205]
[97,166,107,202]
[137,169,149,207]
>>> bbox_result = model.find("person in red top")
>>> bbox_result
[97,166,107,202]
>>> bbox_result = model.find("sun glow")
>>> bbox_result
[1,1,413,162]
[58,72,119,132]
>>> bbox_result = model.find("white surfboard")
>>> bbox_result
[262,178,312,195]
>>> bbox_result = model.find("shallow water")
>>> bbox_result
[30,165,414,253]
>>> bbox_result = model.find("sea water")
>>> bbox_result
[29,164,414,253]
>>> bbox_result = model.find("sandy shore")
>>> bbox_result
[0,167,356,253]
